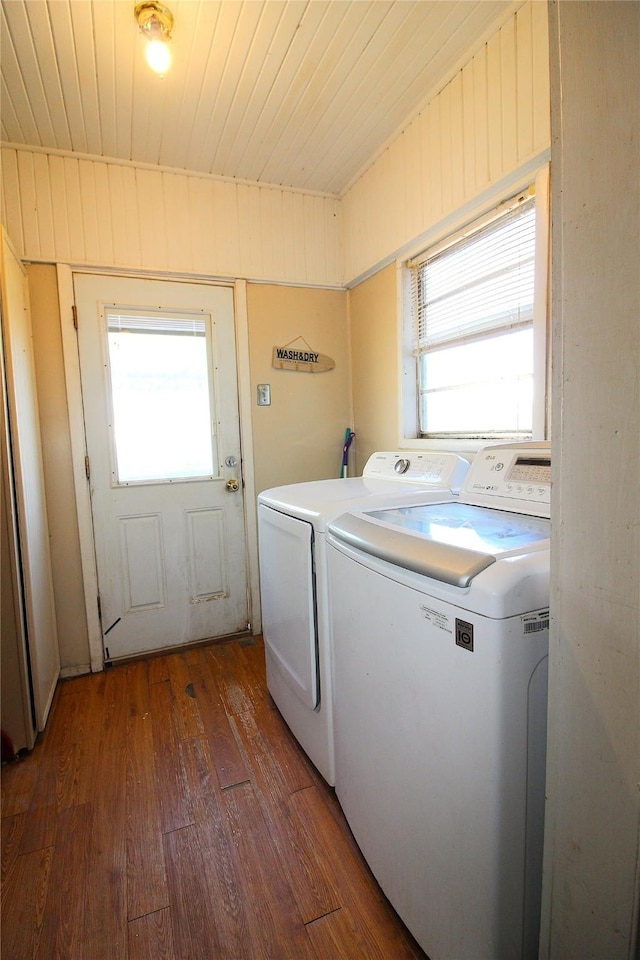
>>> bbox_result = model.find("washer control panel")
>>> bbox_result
[463,444,551,516]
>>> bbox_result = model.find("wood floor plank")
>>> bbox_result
[0,845,54,960]
[222,781,318,960]
[128,908,176,960]
[163,823,229,960]
[290,785,425,959]
[43,671,103,756]
[149,680,193,834]
[51,670,106,809]
[232,692,315,801]
[306,904,389,960]
[183,644,207,665]
[188,657,249,789]
[210,638,317,797]
[196,644,345,932]
[35,801,93,959]
[52,740,85,811]
[69,669,109,806]
[83,748,128,960]
[178,736,250,956]
[148,654,171,685]
[7,674,102,853]
[207,641,259,716]
[277,787,343,924]
[1,755,39,818]
[126,659,151,719]
[100,664,130,754]
[18,754,58,854]
[236,638,272,705]
[225,690,341,927]
[237,635,268,685]
[1,812,25,882]
[167,653,205,741]
[126,713,169,920]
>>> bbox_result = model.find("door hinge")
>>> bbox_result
[97,595,102,621]
[85,455,91,481]
[72,304,78,330]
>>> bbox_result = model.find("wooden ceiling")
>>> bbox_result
[1,0,518,196]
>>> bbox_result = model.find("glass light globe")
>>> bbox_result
[145,40,171,75]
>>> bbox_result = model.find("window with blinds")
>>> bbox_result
[410,194,537,439]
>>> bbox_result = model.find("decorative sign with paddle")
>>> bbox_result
[272,337,335,373]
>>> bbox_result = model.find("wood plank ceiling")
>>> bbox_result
[1,0,517,197]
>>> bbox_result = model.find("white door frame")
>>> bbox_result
[57,265,260,672]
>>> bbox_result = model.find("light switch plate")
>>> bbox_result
[257,383,271,406]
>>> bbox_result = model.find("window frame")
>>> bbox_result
[398,165,550,453]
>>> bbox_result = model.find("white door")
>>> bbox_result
[74,273,248,661]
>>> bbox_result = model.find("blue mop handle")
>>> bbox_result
[341,429,355,478]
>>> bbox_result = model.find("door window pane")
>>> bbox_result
[106,310,215,483]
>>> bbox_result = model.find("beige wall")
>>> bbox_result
[26,264,90,673]
[347,263,399,474]
[247,283,350,494]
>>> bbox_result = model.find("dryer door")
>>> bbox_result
[258,504,318,710]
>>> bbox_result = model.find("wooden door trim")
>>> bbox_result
[233,279,261,634]
[57,264,103,671]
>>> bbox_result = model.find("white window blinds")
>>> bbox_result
[107,312,206,336]
[412,197,536,353]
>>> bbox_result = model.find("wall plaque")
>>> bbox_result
[272,338,334,373]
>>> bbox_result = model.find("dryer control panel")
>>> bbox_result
[463,443,551,517]
[363,451,469,490]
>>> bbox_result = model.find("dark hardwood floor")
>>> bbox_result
[1,636,426,959]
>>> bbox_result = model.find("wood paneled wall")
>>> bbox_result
[0,149,343,288]
[342,1,550,285]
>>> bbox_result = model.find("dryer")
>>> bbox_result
[257,451,469,785]
[327,442,551,959]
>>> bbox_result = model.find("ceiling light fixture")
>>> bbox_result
[134,1,174,76]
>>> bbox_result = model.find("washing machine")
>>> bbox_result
[257,451,469,785]
[327,442,551,960]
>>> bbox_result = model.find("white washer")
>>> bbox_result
[327,442,551,960]
[257,451,469,785]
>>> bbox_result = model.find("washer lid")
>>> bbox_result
[328,502,550,587]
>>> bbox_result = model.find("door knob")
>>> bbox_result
[226,478,239,492]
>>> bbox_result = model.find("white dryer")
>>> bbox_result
[257,451,469,785]
[327,442,552,960]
